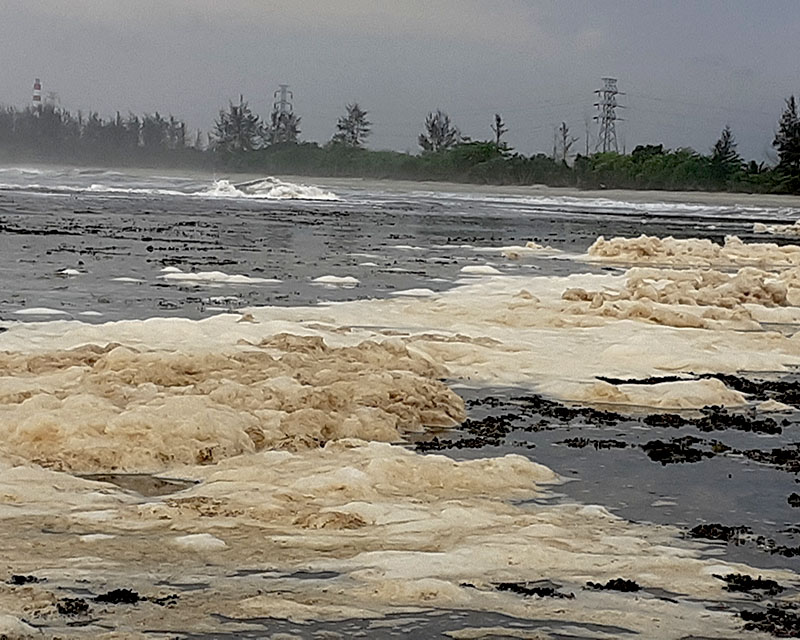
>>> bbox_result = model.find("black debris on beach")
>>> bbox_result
[495,581,575,599]
[414,379,800,573]
[585,578,641,592]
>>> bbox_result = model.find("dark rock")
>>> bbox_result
[755,536,800,558]
[149,593,179,607]
[95,588,140,604]
[495,581,574,599]
[714,573,785,597]
[688,523,752,543]
[642,413,690,428]
[558,437,629,450]
[57,598,90,616]
[8,574,41,585]
[742,445,800,473]
[695,406,781,435]
[597,375,687,385]
[740,603,800,636]
[586,578,641,592]
[641,436,713,464]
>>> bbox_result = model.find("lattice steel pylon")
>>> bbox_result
[593,78,624,153]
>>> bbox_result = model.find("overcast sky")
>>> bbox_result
[1,0,798,161]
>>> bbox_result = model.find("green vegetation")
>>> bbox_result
[212,96,263,156]
[330,103,371,148]
[419,110,461,152]
[773,96,800,193]
[1,94,799,194]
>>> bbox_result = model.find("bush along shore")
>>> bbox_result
[1,95,799,194]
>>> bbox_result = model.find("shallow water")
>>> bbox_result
[2,166,796,324]
[430,385,800,572]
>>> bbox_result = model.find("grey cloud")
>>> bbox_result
[0,0,797,161]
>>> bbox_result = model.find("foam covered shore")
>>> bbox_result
[3,232,800,637]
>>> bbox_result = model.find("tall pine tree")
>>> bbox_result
[213,96,263,154]
[332,103,371,148]
[418,110,460,152]
[773,96,800,175]
[710,124,742,183]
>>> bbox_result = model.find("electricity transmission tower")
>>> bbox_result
[273,84,293,117]
[593,77,624,153]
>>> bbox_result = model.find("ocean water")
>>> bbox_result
[1,166,797,324]
[2,166,800,638]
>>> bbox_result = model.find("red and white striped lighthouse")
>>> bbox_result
[32,78,42,107]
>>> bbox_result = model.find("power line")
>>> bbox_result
[626,90,776,118]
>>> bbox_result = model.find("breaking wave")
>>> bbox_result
[411,189,800,221]
[0,170,338,201]
[198,178,338,200]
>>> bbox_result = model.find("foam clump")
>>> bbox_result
[0,335,464,473]
[4,259,800,409]
[461,265,502,275]
[754,220,800,236]
[0,325,797,636]
[0,453,136,518]
[758,398,794,412]
[498,240,559,260]
[13,307,69,316]
[159,269,280,284]
[557,378,747,409]
[168,442,558,526]
[0,421,785,639]
[188,439,786,637]
[0,614,39,638]
[561,265,794,330]
[312,275,360,287]
[173,533,227,551]
[588,233,800,267]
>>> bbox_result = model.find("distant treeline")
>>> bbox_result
[1,95,799,194]
[0,104,205,168]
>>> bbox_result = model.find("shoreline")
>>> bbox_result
[4,161,800,209]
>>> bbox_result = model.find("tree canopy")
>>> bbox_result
[419,110,460,153]
[1,90,799,195]
[774,96,800,174]
[213,96,263,154]
[710,124,742,182]
[491,113,508,147]
[268,108,301,145]
[332,103,371,148]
